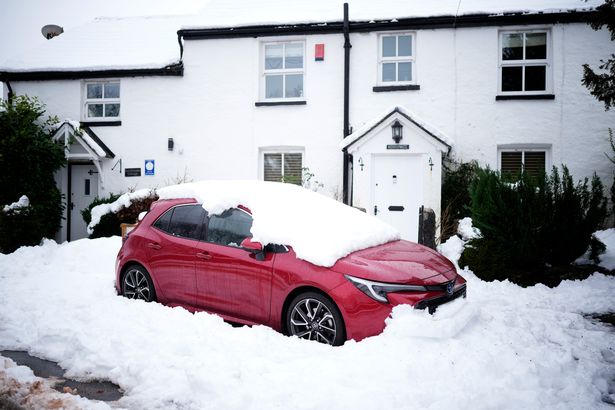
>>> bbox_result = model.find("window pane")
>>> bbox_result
[525,33,546,59]
[502,33,523,60]
[104,83,120,98]
[265,44,283,69]
[285,43,303,69]
[283,154,302,185]
[501,152,522,180]
[398,35,412,56]
[87,83,102,99]
[104,103,120,117]
[525,65,546,91]
[207,209,253,247]
[382,63,396,82]
[524,151,546,178]
[398,62,412,82]
[264,153,282,182]
[265,75,283,98]
[87,104,103,117]
[501,66,522,91]
[153,208,173,232]
[168,205,205,240]
[285,74,303,98]
[84,179,91,196]
[382,36,396,57]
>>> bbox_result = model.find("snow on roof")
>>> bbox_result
[340,105,453,151]
[157,180,400,267]
[0,15,187,72]
[181,0,600,30]
[53,120,113,158]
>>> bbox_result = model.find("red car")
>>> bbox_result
[116,198,466,345]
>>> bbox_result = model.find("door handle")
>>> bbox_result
[147,242,161,250]
[196,252,212,260]
[374,205,378,215]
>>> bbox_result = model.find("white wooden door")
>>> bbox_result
[70,164,98,240]
[373,155,423,241]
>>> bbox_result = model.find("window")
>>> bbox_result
[84,81,120,120]
[154,205,205,240]
[499,31,550,94]
[499,148,548,180]
[206,208,253,247]
[379,33,414,84]
[262,41,304,100]
[263,152,302,185]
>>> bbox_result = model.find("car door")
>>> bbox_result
[194,208,274,323]
[145,204,205,307]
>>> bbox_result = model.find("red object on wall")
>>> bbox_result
[315,43,325,61]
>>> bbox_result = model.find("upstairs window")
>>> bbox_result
[379,33,414,84]
[262,41,304,100]
[84,81,120,120]
[263,152,302,185]
[499,31,550,94]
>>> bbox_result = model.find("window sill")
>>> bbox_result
[80,120,122,127]
[255,101,307,107]
[373,85,420,92]
[495,94,554,101]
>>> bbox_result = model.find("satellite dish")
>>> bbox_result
[41,24,64,40]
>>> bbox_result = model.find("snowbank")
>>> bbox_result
[594,228,615,271]
[0,237,614,409]
[157,180,400,267]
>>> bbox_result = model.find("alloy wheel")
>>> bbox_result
[123,268,152,301]
[289,298,337,345]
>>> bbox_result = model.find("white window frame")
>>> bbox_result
[377,32,416,85]
[497,144,552,175]
[260,148,304,184]
[498,29,552,95]
[260,40,306,102]
[82,80,121,121]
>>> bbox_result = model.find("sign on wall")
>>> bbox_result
[144,159,155,176]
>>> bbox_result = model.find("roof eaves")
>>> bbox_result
[0,62,183,82]
[80,125,115,159]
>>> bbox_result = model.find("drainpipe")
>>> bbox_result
[342,2,352,205]
[5,80,14,102]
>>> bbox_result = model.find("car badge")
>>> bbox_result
[446,281,454,295]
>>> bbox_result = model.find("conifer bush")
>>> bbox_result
[460,166,606,284]
[0,96,65,253]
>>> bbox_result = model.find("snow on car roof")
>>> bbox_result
[157,180,400,267]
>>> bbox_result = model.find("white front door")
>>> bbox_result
[373,155,423,241]
[70,164,99,240]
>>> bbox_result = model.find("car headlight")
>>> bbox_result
[345,274,427,303]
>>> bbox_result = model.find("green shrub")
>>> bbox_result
[460,166,606,285]
[82,191,158,238]
[0,96,65,253]
[440,159,479,242]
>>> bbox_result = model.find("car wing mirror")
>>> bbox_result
[241,237,265,261]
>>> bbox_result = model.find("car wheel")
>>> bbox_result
[122,265,157,302]
[286,292,345,346]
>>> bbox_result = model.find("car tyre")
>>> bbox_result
[122,265,157,302]
[286,291,345,346]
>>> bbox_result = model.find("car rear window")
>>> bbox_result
[154,205,205,240]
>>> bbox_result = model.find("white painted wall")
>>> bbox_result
[8,21,615,241]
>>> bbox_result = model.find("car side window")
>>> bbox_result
[205,208,253,247]
[155,205,205,240]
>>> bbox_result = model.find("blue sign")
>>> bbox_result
[144,159,155,176]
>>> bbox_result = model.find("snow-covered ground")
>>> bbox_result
[0,231,614,409]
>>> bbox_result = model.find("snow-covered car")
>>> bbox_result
[115,181,466,345]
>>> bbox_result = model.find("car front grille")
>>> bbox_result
[415,284,467,314]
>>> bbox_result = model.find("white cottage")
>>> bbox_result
[1,0,613,242]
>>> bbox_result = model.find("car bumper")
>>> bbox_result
[330,275,467,342]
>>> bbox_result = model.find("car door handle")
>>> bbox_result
[196,252,212,260]
[147,242,161,250]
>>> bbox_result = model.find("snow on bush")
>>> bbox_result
[0,237,614,409]
[87,188,155,234]
[3,195,30,214]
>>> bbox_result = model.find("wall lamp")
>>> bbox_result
[392,120,403,144]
